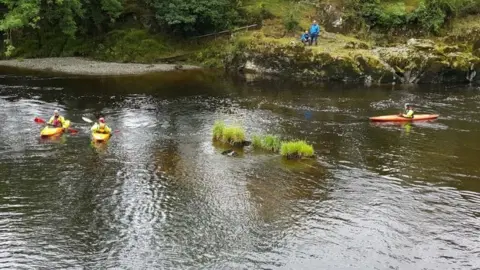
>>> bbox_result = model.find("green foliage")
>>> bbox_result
[406,0,480,33]
[252,134,262,148]
[192,41,229,68]
[146,0,242,34]
[408,1,447,33]
[212,121,246,144]
[243,2,275,24]
[10,29,95,58]
[4,43,15,58]
[354,0,408,29]
[280,140,314,158]
[42,0,84,37]
[252,134,282,152]
[222,126,246,143]
[0,0,123,56]
[3,0,480,61]
[100,0,124,18]
[95,29,170,63]
[213,121,226,140]
[345,0,480,34]
[283,9,299,33]
[0,0,40,31]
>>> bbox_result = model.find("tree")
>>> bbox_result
[146,0,241,35]
[0,0,123,55]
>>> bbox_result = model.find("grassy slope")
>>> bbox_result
[12,0,478,64]
[233,0,479,52]
[95,0,480,65]
[446,15,480,35]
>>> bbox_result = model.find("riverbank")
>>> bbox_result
[2,1,480,83]
[0,57,200,76]
[222,32,480,85]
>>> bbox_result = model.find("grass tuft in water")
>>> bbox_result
[212,121,246,145]
[252,134,282,152]
[280,140,314,159]
[213,121,226,140]
[252,134,262,148]
[222,126,246,143]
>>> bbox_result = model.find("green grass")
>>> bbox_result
[252,134,282,152]
[213,121,226,140]
[280,140,314,159]
[263,135,281,152]
[448,15,480,36]
[252,134,262,148]
[243,0,315,35]
[212,121,246,144]
[222,126,246,143]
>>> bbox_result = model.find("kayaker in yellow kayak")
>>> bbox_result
[91,117,112,134]
[399,103,414,118]
[48,110,67,127]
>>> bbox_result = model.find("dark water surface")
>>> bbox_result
[0,70,479,269]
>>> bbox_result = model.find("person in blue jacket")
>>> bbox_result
[300,30,310,45]
[309,20,320,46]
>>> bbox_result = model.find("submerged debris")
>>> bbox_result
[221,149,238,157]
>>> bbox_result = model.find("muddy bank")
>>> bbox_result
[0,57,200,76]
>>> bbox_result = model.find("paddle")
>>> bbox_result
[83,116,119,133]
[34,117,46,124]
[82,116,93,123]
[34,117,78,134]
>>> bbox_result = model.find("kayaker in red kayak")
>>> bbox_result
[91,117,112,134]
[48,110,66,127]
[399,103,414,118]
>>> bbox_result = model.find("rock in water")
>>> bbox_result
[221,149,238,157]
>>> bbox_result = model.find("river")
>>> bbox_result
[0,70,479,269]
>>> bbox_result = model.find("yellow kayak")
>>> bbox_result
[40,120,70,137]
[92,132,111,143]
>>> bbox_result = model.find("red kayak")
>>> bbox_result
[369,114,439,122]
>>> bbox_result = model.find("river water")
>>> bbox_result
[0,70,479,269]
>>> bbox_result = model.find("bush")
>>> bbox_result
[280,140,314,159]
[408,1,447,33]
[243,2,275,24]
[283,10,300,33]
[147,0,242,35]
[360,1,408,30]
[406,0,480,33]
[95,29,170,63]
[345,0,480,34]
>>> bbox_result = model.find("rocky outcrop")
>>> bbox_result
[227,37,480,84]
[374,39,479,84]
[231,40,394,84]
[474,39,480,57]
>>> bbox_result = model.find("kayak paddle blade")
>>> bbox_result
[34,117,46,124]
[82,117,93,123]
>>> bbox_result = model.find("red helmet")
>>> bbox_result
[99,117,105,123]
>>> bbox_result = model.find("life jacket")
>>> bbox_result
[405,109,414,118]
[50,115,65,127]
[97,123,107,133]
[52,118,63,127]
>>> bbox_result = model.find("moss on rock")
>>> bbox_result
[230,35,394,83]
